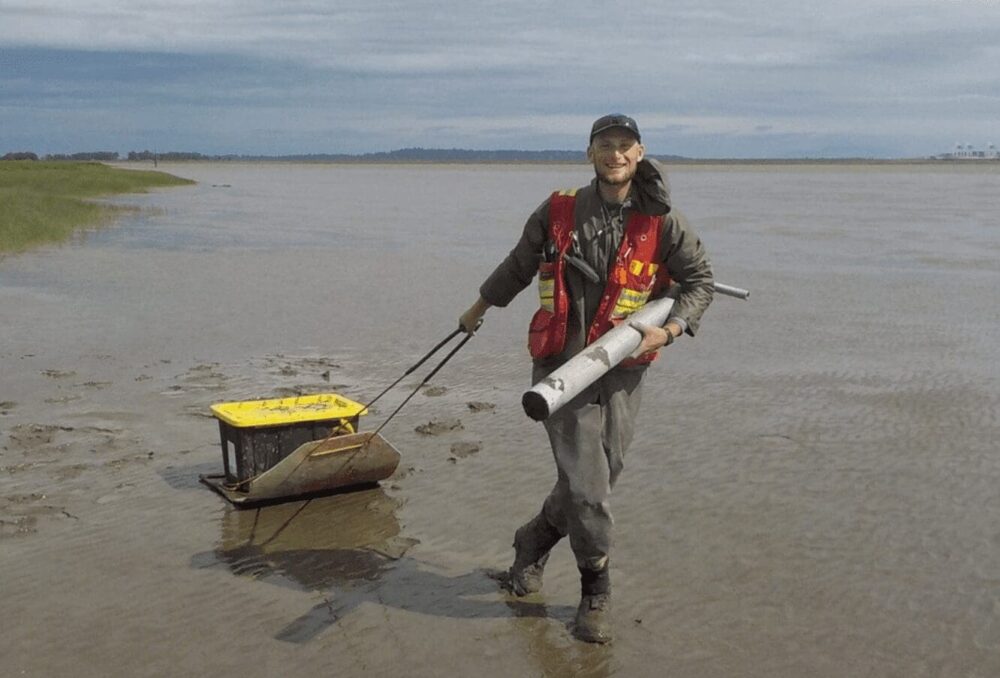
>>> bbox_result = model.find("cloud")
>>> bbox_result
[2,1,1000,156]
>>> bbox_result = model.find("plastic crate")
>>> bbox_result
[210,393,366,484]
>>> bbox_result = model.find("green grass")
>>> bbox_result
[0,161,195,253]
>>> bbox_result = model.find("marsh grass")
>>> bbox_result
[0,161,194,253]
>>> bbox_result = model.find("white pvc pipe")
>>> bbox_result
[713,282,750,300]
[521,296,675,421]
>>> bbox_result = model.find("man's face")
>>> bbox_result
[587,130,645,187]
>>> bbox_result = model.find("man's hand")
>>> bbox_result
[628,321,681,356]
[460,297,491,334]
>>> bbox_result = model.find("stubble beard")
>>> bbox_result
[595,165,637,188]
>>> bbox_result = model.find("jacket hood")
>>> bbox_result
[632,157,672,216]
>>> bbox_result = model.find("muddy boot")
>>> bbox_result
[572,567,612,643]
[505,514,562,596]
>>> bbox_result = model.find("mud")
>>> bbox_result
[414,418,465,435]
[449,441,482,459]
[1,162,998,677]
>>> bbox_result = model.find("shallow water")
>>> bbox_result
[2,161,998,677]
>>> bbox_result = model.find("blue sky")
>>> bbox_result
[2,0,999,158]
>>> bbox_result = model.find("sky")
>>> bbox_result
[2,0,999,158]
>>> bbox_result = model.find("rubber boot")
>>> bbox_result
[573,566,612,643]
[505,513,562,596]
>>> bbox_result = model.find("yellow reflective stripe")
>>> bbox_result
[612,288,652,317]
[615,300,644,312]
[557,188,578,197]
[538,278,555,313]
[618,288,649,303]
[626,260,659,277]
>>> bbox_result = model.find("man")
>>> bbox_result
[459,114,714,643]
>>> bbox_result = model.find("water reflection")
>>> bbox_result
[195,486,608,672]
[209,487,411,590]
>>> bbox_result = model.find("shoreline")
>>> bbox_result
[107,157,1000,167]
[0,161,193,254]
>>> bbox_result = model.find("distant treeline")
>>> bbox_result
[4,148,693,163]
[127,150,205,161]
[308,148,592,162]
[3,151,121,161]
[201,148,689,163]
[125,148,600,163]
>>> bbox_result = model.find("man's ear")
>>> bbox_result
[636,143,645,161]
[586,145,594,162]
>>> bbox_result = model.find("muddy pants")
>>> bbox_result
[531,365,645,571]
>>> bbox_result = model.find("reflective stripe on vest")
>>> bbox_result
[526,191,576,360]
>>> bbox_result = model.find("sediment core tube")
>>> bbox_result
[521,296,675,421]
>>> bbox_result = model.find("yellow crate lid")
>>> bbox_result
[210,393,367,428]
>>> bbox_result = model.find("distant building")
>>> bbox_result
[937,143,999,160]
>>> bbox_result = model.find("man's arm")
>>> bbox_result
[458,199,550,334]
[659,209,714,337]
[631,209,714,355]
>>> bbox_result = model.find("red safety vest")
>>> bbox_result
[528,190,670,364]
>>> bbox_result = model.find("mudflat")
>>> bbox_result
[2,162,998,677]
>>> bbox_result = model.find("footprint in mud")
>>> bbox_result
[448,441,481,462]
[41,369,76,379]
[466,401,496,412]
[51,464,90,481]
[6,493,48,504]
[415,419,464,436]
[423,386,448,397]
[265,355,343,383]
[0,515,39,538]
[172,364,229,393]
[78,381,112,390]
[2,461,56,475]
[7,423,69,448]
[4,423,141,482]
[0,494,79,539]
[105,453,153,470]
[0,401,15,415]
[282,356,341,370]
[44,395,82,404]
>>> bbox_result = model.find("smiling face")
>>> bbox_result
[587,129,645,190]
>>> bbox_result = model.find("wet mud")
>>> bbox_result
[414,418,464,436]
[2,162,998,677]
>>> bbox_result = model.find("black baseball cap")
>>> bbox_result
[589,114,641,143]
